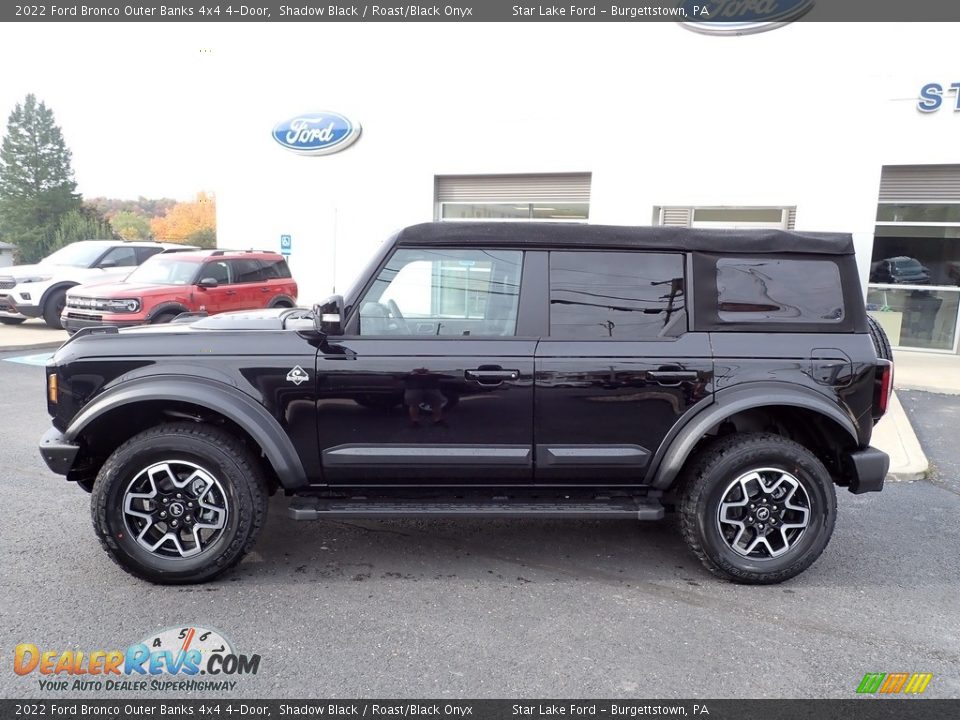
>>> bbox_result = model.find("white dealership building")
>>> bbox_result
[214,22,960,353]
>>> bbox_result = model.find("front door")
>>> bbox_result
[315,246,537,485]
[534,250,713,484]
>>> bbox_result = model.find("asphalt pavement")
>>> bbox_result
[1,350,958,700]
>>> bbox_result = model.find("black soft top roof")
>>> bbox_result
[395,222,854,255]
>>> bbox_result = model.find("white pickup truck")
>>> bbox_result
[0,240,194,329]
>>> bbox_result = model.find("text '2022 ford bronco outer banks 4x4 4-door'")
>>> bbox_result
[39,223,893,585]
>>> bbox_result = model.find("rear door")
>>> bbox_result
[534,250,713,484]
[227,258,266,310]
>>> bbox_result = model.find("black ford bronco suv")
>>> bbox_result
[39,222,894,585]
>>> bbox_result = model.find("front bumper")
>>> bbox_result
[0,294,28,319]
[39,426,80,476]
[845,446,889,494]
[61,314,143,334]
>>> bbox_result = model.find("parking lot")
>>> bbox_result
[2,349,958,700]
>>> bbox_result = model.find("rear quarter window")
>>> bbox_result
[260,258,292,279]
[716,258,844,324]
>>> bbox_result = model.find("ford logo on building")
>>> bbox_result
[272,112,362,156]
[679,0,815,35]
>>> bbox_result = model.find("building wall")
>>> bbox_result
[213,23,960,306]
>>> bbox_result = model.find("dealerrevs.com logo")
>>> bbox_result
[13,626,260,693]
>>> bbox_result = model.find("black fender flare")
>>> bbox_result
[39,282,78,312]
[64,375,308,489]
[146,302,191,322]
[649,382,860,490]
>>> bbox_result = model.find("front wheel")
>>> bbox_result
[678,433,836,584]
[91,422,268,584]
[43,288,67,329]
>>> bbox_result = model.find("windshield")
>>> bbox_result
[43,242,110,267]
[125,256,201,285]
[894,259,923,271]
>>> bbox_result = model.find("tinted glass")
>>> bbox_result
[98,246,138,268]
[229,259,262,283]
[136,246,165,263]
[549,252,686,339]
[717,258,844,323]
[359,248,523,337]
[201,261,231,284]
[261,258,292,279]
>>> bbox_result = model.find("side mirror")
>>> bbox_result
[98,261,117,269]
[314,294,344,336]
[198,277,218,289]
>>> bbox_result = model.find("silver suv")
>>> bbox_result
[0,240,195,329]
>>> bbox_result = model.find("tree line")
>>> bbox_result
[0,94,216,263]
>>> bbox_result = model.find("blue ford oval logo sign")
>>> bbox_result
[272,112,362,156]
[679,0,815,35]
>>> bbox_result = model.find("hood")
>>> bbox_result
[107,307,296,337]
[0,263,45,279]
[68,282,185,298]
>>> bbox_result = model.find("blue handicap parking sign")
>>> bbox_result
[280,234,292,255]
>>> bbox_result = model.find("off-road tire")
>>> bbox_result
[43,288,67,329]
[867,314,893,361]
[678,432,836,584]
[91,422,268,584]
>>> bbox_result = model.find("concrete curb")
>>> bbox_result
[1,341,63,354]
[895,382,960,397]
[872,391,929,482]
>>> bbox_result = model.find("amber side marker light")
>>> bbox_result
[48,373,58,404]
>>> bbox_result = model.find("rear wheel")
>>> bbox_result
[0,317,26,325]
[867,314,893,361]
[42,288,67,329]
[91,422,268,584]
[678,433,836,584]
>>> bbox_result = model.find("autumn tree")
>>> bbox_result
[0,94,81,262]
[111,210,152,240]
[151,192,216,248]
[53,203,116,247]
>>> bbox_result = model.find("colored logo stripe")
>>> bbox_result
[857,672,933,694]
[904,673,934,694]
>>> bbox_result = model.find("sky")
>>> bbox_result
[0,21,957,202]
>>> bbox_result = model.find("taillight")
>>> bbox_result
[48,372,58,404]
[874,360,893,419]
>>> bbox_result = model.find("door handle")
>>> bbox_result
[226,290,237,295]
[647,369,699,386]
[261,287,271,293]
[465,368,519,385]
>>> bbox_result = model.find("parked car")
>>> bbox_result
[869,256,931,285]
[0,240,194,329]
[60,249,298,334]
[39,222,892,585]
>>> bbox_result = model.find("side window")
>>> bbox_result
[717,258,844,323]
[201,261,231,285]
[229,259,263,283]
[549,252,686,340]
[97,246,138,268]
[260,258,292,279]
[136,246,164,264]
[358,248,523,337]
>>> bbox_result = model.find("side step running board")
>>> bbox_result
[288,496,664,521]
